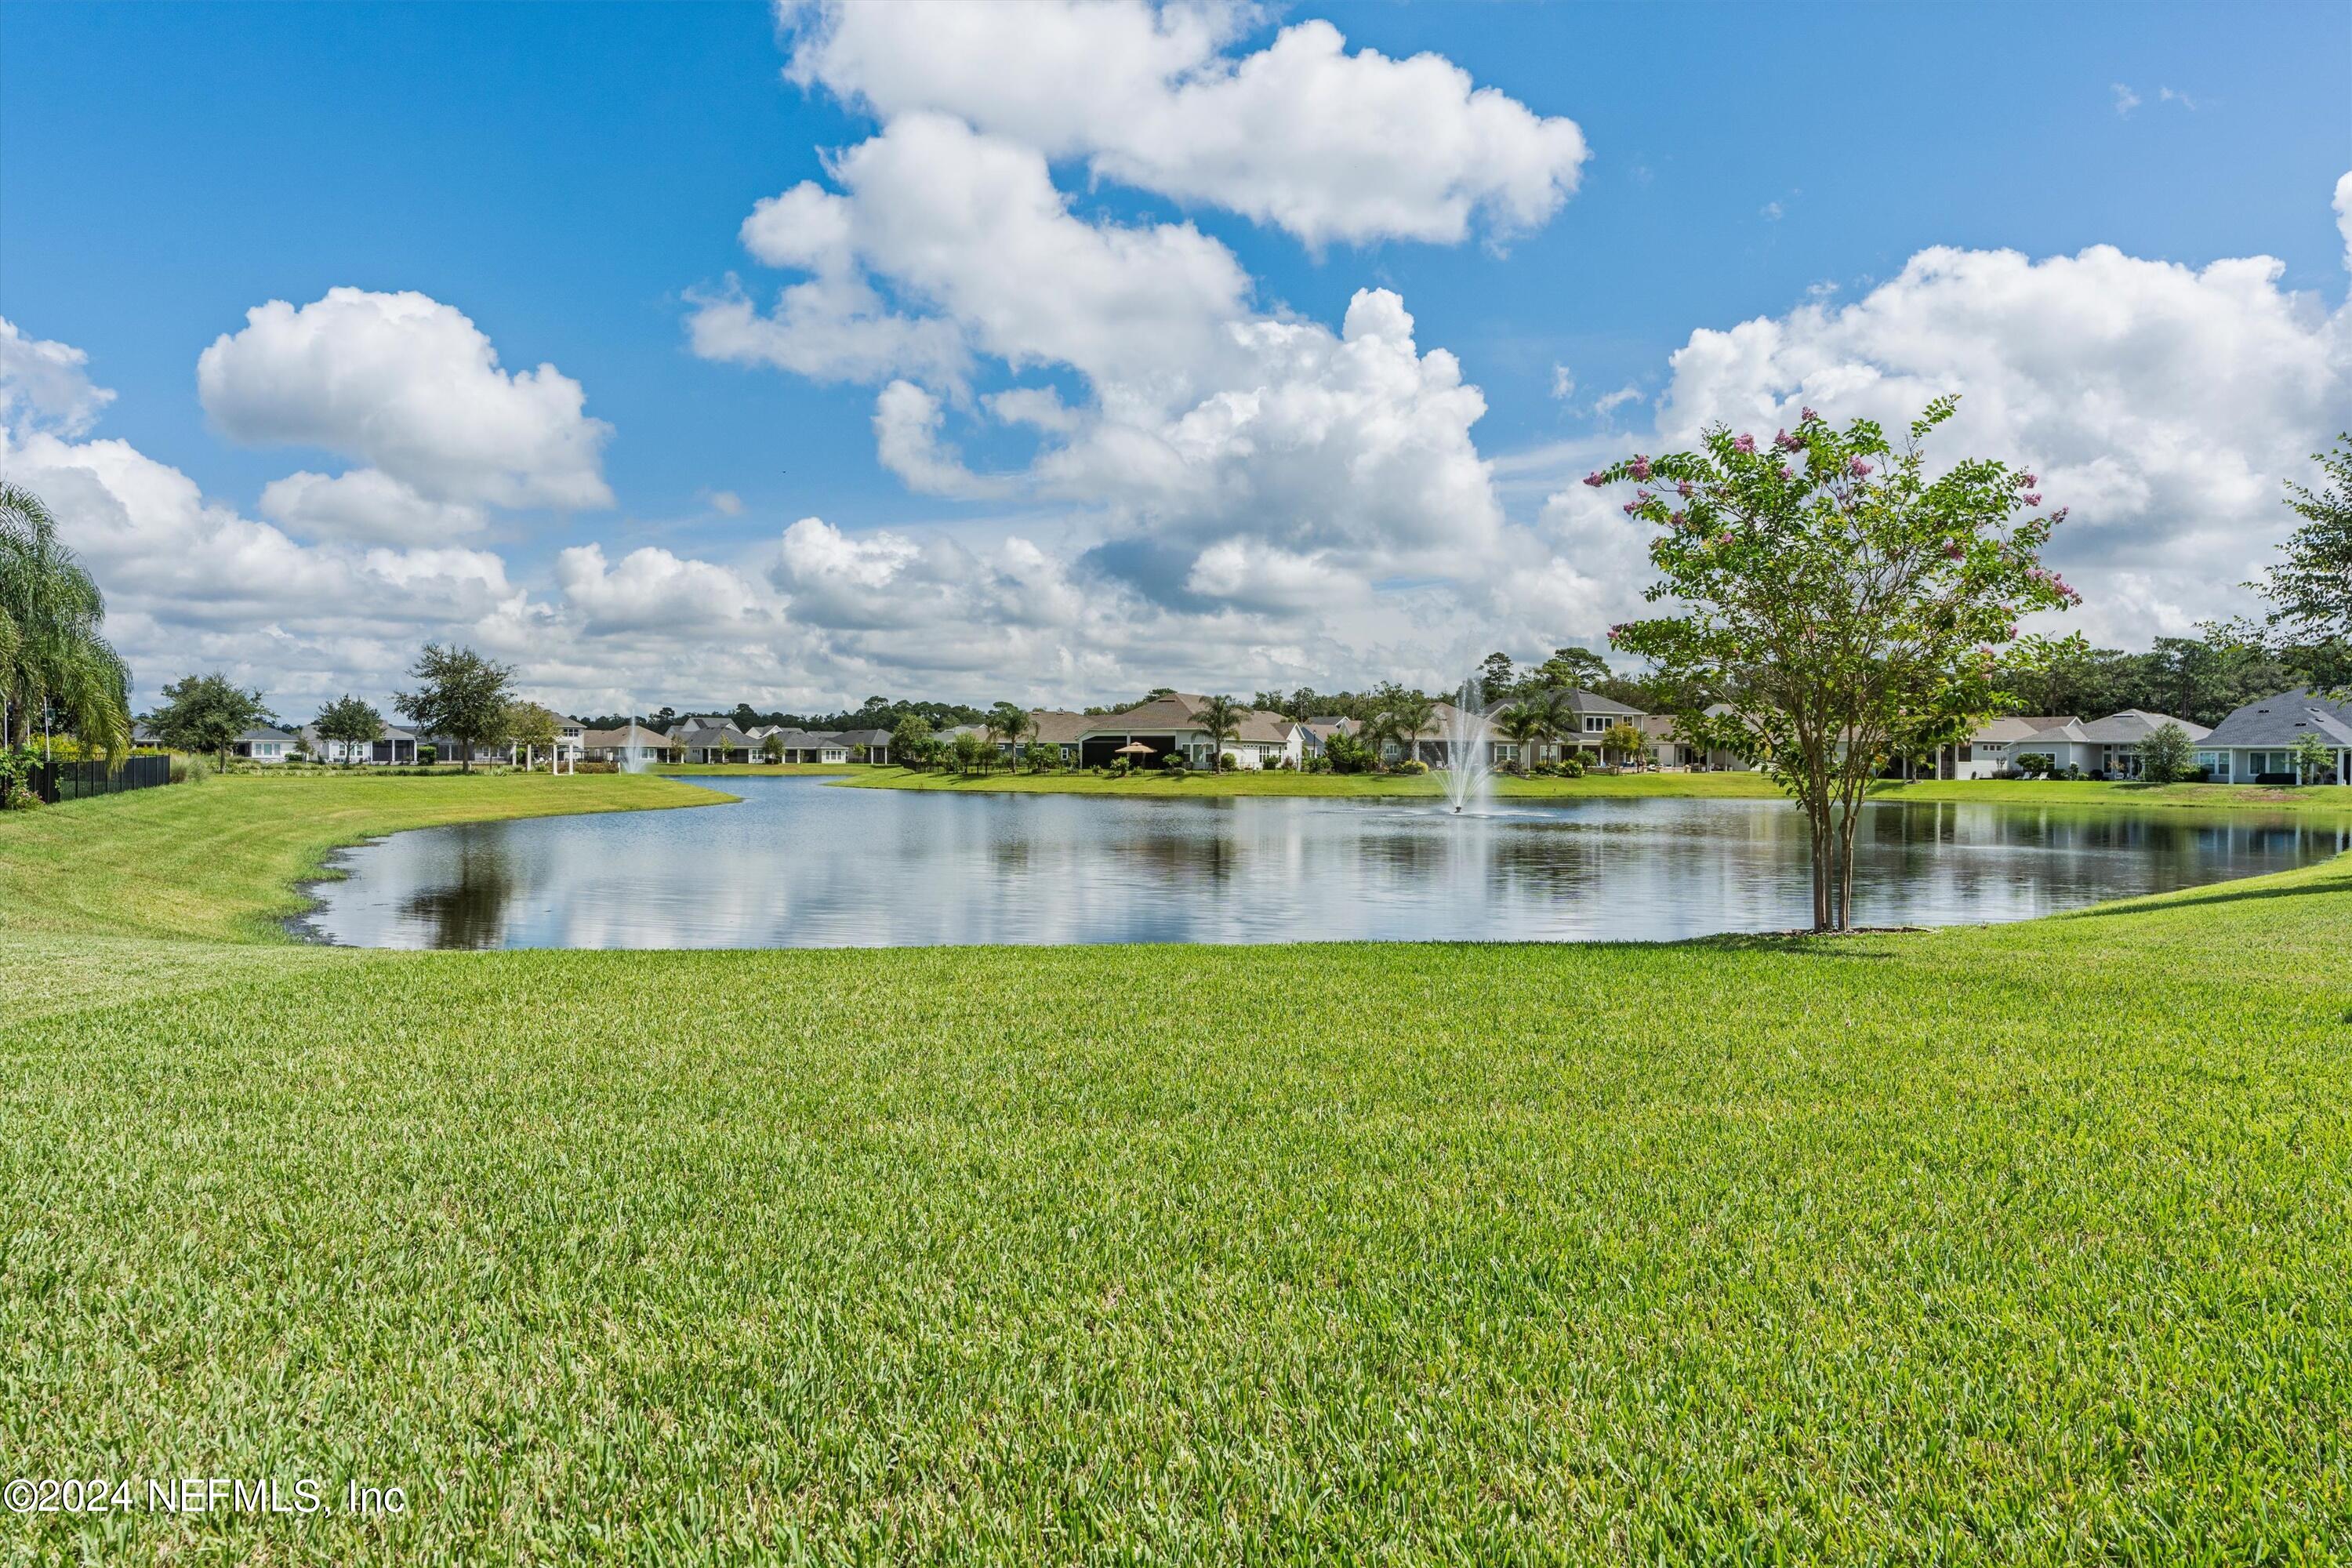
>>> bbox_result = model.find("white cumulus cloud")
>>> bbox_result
[1543,180,2352,647]
[0,317,115,438]
[782,0,1587,247]
[198,288,613,510]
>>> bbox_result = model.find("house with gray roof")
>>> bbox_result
[583,723,668,768]
[230,724,298,764]
[670,721,758,764]
[298,720,420,765]
[831,727,896,763]
[2002,710,2210,778]
[2193,688,2352,784]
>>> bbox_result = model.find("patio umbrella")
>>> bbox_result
[1113,740,1156,756]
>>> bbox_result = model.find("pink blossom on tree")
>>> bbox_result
[1592,396,2077,931]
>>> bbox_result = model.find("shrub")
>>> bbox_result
[1218,751,1239,772]
[1,744,40,810]
[575,760,619,775]
[1163,755,1189,777]
[2016,753,2053,779]
[1304,754,1331,774]
[1323,732,1375,775]
[418,745,437,767]
[1391,758,1428,775]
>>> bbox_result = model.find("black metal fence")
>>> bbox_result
[30,753,173,804]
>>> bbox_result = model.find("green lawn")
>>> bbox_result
[652,761,861,776]
[837,763,2352,813]
[3,775,2349,1563]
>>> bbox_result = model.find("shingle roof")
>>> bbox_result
[583,724,666,747]
[1972,714,2078,743]
[1026,710,1091,744]
[832,728,894,747]
[2200,688,2352,749]
[2068,709,2210,744]
[1085,693,1210,732]
[1076,695,1296,742]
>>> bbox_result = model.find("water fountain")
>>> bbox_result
[1441,675,1497,814]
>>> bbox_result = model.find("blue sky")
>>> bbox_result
[2,2,2348,715]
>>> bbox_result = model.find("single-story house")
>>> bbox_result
[747,726,852,764]
[670,722,760,764]
[2193,688,2352,784]
[1923,714,2082,779]
[1022,710,1091,766]
[583,722,669,768]
[831,726,895,764]
[1073,694,1305,770]
[298,721,422,764]
[231,724,298,763]
[2002,710,2209,778]
[414,735,510,765]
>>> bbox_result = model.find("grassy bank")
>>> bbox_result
[837,763,2352,813]
[652,761,858,776]
[2,775,2349,1562]
[0,770,725,1012]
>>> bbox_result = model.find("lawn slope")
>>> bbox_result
[2,776,2348,1563]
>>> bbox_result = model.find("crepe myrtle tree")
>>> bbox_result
[1588,397,2078,931]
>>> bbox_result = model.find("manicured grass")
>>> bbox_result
[0,770,726,1012]
[653,762,860,776]
[3,776,2349,1562]
[838,763,2352,814]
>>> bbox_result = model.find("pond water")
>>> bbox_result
[294,778,2350,949]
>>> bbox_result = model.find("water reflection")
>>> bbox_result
[299,780,2350,951]
[393,839,521,949]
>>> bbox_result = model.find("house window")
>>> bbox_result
[1583,716,1608,733]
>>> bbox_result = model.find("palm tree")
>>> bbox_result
[1,481,129,760]
[1497,703,1547,774]
[986,703,1031,774]
[1385,689,1437,769]
[1518,684,1576,768]
[1198,695,1241,771]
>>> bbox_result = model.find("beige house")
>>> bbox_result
[1071,694,1305,769]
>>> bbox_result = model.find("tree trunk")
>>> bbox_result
[1838,813,1860,931]
[1808,800,1832,931]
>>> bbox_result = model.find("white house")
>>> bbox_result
[583,723,669,768]
[298,721,421,764]
[231,724,297,764]
[2002,710,2209,778]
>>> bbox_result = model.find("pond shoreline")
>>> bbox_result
[296,777,2350,953]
